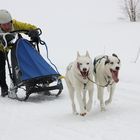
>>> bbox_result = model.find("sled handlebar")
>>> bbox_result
[0,28,42,48]
[10,28,42,36]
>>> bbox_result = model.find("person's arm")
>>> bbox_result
[12,19,37,30]
[13,19,40,43]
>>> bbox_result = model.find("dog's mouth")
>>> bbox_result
[80,70,89,79]
[110,69,119,83]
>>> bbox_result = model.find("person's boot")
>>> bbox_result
[1,88,8,97]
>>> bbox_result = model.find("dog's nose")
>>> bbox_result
[116,67,120,70]
[83,68,87,72]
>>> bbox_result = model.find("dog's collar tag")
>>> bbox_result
[83,83,87,89]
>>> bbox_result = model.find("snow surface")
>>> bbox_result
[1,0,140,140]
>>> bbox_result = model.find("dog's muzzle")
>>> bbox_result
[80,69,89,79]
[77,63,89,79]
[110,67,120,83]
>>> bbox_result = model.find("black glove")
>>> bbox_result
[28,30,40,43]
[0,35,3,43]
[0,34,15,47]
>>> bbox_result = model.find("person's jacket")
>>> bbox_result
[0,19,37,52]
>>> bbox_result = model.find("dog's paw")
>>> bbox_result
[73,112,79,115]
[101,107,106,112]
[80,112,86,116]
[100,105,106,112]
[105,99,111,105]
[86,104,92,112]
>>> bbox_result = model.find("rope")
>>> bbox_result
[58,75,65,79]
[40,40,60,74]
[87,77,114,87]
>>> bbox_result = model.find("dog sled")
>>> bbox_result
[0,28,63,101]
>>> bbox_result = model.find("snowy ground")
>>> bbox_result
[1,0,140,140]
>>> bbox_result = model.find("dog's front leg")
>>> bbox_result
[98,86,105,111]
[105,84,116,105]
[69,88,78,115]
[86,87,93,112]
[82,89,87,110]
[76,89,86,116]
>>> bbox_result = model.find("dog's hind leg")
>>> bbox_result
[66,78,78,115]
[98,86,106,111]
[105,84,116,105]
[69,87,78,115]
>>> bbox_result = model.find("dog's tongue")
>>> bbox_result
[112,70,119,83]
[81,71,88,78]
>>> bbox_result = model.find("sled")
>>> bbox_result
[1,28,63,101]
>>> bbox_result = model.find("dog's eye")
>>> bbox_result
[86,63,89,65]
[117,61,120,64]
[110,62,114,65]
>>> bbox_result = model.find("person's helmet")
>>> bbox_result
[0,10,12,24]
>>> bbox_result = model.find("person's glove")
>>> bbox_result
[0,34,15,47]
[0,35,4,43]
[28,30,40,43]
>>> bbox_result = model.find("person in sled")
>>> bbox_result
[0,9,40,97]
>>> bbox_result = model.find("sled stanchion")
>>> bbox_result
[6,55,13,80]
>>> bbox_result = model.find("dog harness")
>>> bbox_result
[93,55,108,73]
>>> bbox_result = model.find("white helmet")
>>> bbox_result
[0,9,12,24]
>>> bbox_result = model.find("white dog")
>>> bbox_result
[65,51,94,116]
[93,54,121,111]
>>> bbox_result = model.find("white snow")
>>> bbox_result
[1,0,140,140]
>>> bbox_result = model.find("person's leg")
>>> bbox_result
[0,51,8,97]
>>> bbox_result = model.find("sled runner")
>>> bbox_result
[0,28,63,101]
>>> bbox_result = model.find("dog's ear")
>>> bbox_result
[86,51,90,58]
[112,53,118,58]
[77,51,80,58]
[105,56,110,65]
[112,53,120,63]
